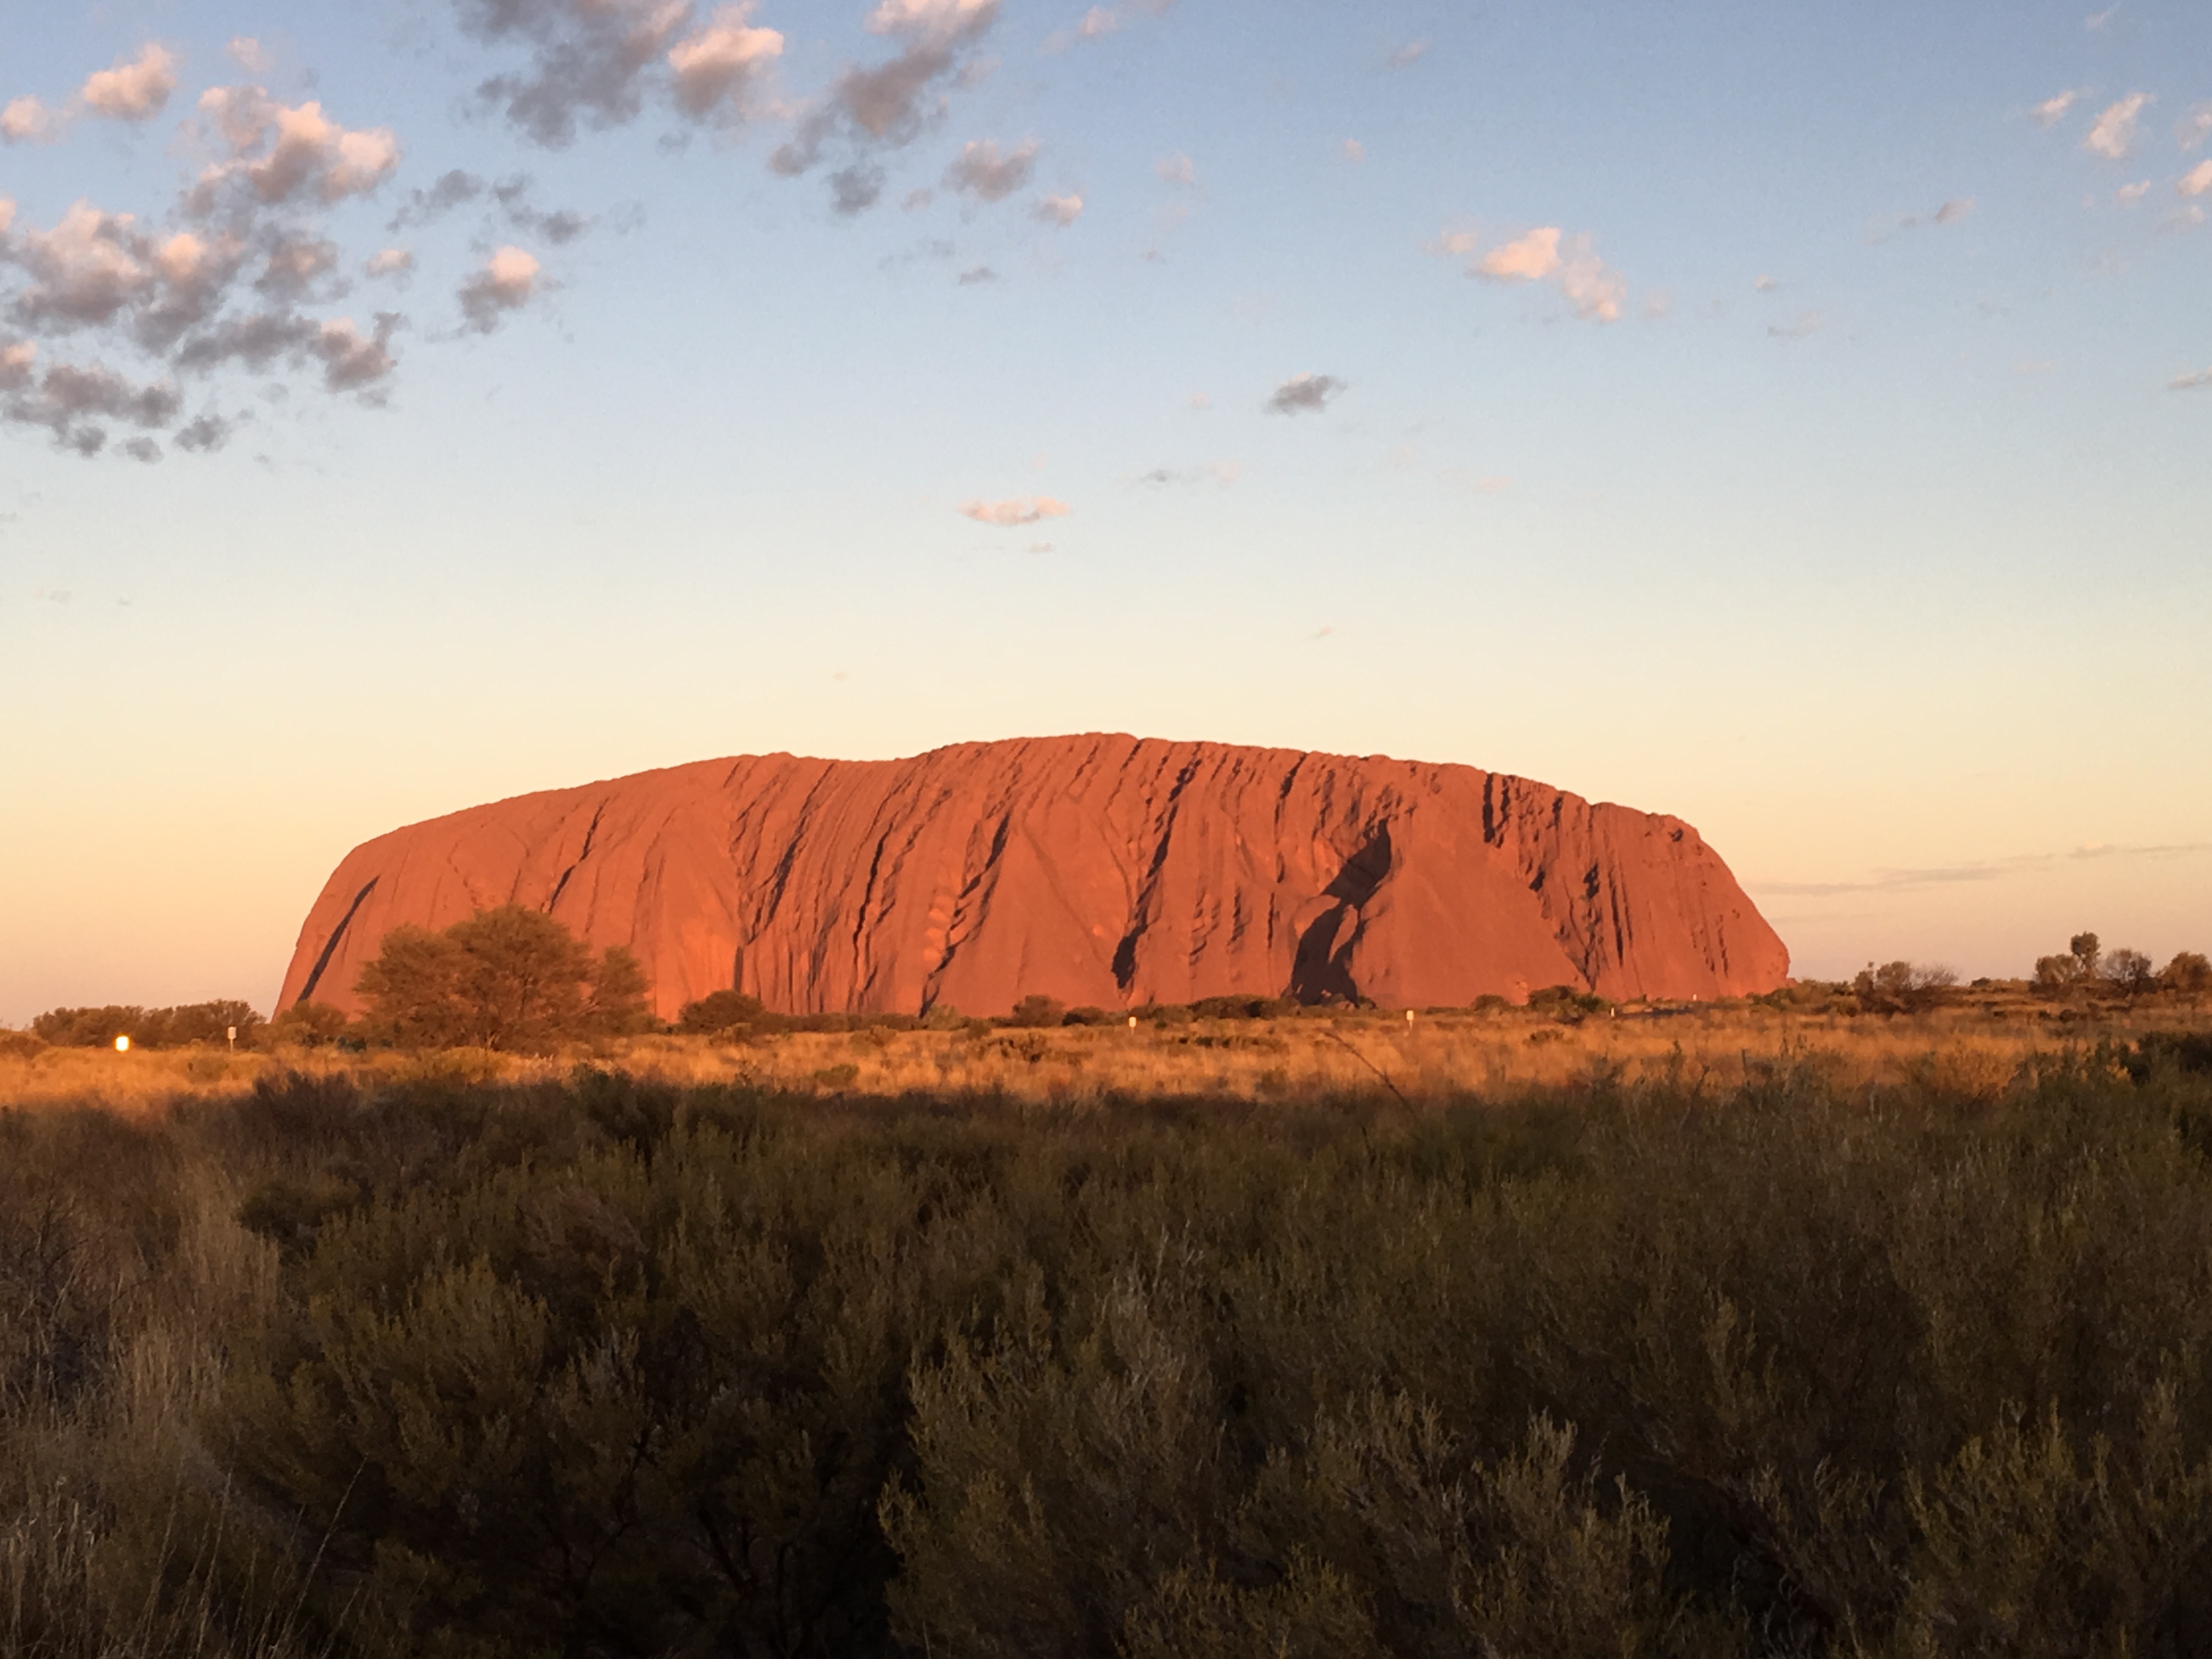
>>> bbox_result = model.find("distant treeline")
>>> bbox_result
[12,916,2210,1057]
[9,1046,2212,1655]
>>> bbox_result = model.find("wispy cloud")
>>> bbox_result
[2180,104,2212,152]
[1385,41,1429,68]
[2084,92,2152,160]
[1135,459,1239,487]
[2180,160,2212,198]
[1769,311,1823,341]
[1155,153,1195,187]
[1264,372,1344,415]
[2033,88,2084,127]
[770,0,1002,213]
[2170,366,2212,391]
[1032,190,1082,226]
[1341,138,1364,163]
[958,495,1069,525]
[1753,839,2212,899]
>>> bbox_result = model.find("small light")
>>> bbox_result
[114,1035,131,1053]
[1406,1009,1415,1023]
[1127,1015,1138,1028]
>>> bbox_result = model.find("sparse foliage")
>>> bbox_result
[1852,960,1957,1014]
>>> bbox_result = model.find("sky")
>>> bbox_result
[2,0,2209,1022]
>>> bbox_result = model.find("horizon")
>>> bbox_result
[4,0,2209,1023]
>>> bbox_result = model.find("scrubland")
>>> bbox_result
[4,1001,2212,1656]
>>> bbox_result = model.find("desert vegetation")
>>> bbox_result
[5,922,2212,1655]
[4,1043,2212,1655]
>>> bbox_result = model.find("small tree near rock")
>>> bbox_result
[356,906,653,1051]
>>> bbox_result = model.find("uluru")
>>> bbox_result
[280,735,1790,1019]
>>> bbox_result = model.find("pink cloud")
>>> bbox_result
[958,496,1070,526]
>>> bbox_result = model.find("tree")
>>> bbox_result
[2160,951,2212,996]
[2101,948,2155,997]
[1852,961,1957,1014]
[2069,932,2102,979]
[356,906,654,1050]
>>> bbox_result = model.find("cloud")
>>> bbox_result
[1751,838,2212,900]
[0,351,183,456]
[1,97,59,145]
[2033,88,2084,127]
[1156,153,1195,187]
[1769,310,1823,341]
[388,171,592,245]
[193,88,402,208]
[1556,242,1628,321]
[770,0,1002,206]
[458,245,543,331]
[2181,104,2212,152]
[1385,41,1429,67]
[2084,92,2152,160]
[2118,180,2152,205]
[1265,372,1344,415]
[667,5,785,119]
[2170,367,2212,391]
[2181,160,2212,198]
[227,37,273,74]
[1187,391,1210,410]
[956,264,997,284]
[459,0,694,146]
[943,137,1038,201]
[80,44,179,122]
[1753,273,1779,292]
[1033,191,1082,226]
[957,495,1068,524]
[1933,196,1974,223]
[1475,227,1560,280]
[366,249,415,280]
[1135,459,1238,487]
[313,315,402,389]
[2085,4,2119,27]
[1342,138,1364,162]
[1460,226,1628,321]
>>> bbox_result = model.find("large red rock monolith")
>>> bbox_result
[279,735,1789,1018]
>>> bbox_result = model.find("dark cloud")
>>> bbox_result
[830,163,886,216]
[769,0,1001,211]
[956,264,997,284]
[1264,373,1344,415]
[172,412,235,452]
[943,137,1036,202]
[459,0,783,146]
[461,0,692,146]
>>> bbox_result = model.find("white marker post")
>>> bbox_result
[114,1035,130,1053]
[227,1025,238,1051]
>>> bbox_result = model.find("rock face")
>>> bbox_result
[280,735,1790,1019]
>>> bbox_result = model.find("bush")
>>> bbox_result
[1005,995,1065,1029]
[355,905,653,1050]
[678,989,769,1034]
[2163,952,2212,997]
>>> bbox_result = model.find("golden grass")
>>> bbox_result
[6,995,2203,1115]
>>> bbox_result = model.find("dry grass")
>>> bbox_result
[6,992,2203,1114]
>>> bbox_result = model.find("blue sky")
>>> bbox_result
[2,0,2209,1019]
